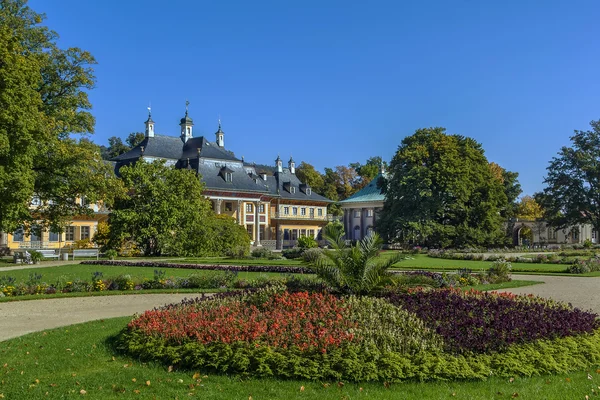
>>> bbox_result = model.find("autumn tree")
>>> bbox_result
[379,127,512,248]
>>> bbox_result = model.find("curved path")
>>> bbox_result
[1,275,599,342]
[496,274,600,312]
[0,293,195,342]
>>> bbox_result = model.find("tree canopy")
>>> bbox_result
[379,127,515,248]
[108,160,249,256]
[538,119,600,234]
[0,0,115,234]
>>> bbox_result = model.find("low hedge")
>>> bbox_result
[81,260,313,274]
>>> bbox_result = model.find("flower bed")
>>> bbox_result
[81,260,313,274]
[385,288,599,354]
[117,287,600,382]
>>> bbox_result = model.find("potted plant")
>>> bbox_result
[29,250,44,264]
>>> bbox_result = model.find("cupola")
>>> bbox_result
[145,107,155,138]
[180,100,194,143]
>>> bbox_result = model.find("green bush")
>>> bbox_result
[185,272,236,289]
[227,245,249,259]
[251,247,279,259]
[104,249,118,260]
[301,248,323,264]
[282,248,303,259]
[297,236,318,249]
[487,259,512,283]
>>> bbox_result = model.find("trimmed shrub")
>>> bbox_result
[282,248,304,259]
[297,236,318,249]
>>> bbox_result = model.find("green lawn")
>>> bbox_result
[0,317,598,399]
[388,253,571,273]
[0,264,285,283]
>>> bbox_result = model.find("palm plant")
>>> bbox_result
[311,225,404,295]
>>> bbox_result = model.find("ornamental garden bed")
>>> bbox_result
[117,287,600,382]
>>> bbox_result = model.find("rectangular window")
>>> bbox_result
[13,227,24,242]
[49,231,59,242]
[366,209,374,217]
[246,203,253,213]
[225,172,233,182]
[284,229,290,240]
[225,202,233,212]
[308,229,315,238]
[65,226,75,241]
[354,210,361,218]
[259,204,265,213]
[283,206,289,215]
[290,187,296,194]
[293,207,298,215]
[548,228,556,240]
[290,229,298,241]
[310,208,315,217]
[301,208,306,216]
[30,226,40,242]
[80,226,90,240]
[300,229,307,237]
[246,225,254,239]
[318,208,323,217]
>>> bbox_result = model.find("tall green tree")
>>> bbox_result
[538,119,600,234]
[379,127,511,248]
[0,0,103,234]
[108,160,248,257]
[295,162,325,193]
[350,156,386,191]
[126,132,145,148]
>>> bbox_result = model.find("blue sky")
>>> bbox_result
[30,0,600,196]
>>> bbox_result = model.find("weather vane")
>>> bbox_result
[185,99,190,114]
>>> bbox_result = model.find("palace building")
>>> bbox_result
[111,106,333,249]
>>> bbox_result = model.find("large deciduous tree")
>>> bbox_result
[538,119,600,234]
[0,0,114,234]
[379,127,512,248]
[108,160,249,256]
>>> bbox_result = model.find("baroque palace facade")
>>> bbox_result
[0,108,333,252]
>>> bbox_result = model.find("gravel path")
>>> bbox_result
[497,274,600,312]
[0,294,196,342]
[1,274,599,342]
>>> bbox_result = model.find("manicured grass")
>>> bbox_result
[1,317,599,399]
[0,264,285,283]
[388,253,571,273]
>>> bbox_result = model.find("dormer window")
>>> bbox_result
[290,186,296,194]
[299,183,311,195]
[219,166,234,182]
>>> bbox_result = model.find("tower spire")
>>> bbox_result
[144,103,155,138]
[179,100,194,143]
[215,116,225,147]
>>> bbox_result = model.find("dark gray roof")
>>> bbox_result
[265,168,333,203]
[112,135,183,161]
[110,133,332,203]
[112,134,239,163]
[198,161,270,193]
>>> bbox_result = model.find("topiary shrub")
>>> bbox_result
[282,248,303,259]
